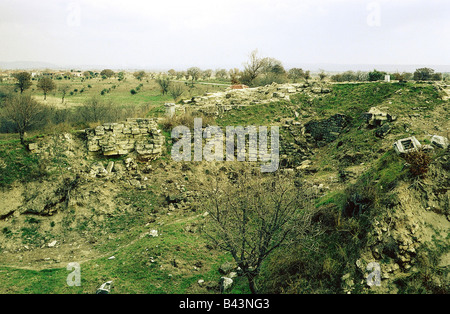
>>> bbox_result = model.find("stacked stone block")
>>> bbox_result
[85,118,164,158]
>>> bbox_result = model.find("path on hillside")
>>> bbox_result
[0,212,204,272]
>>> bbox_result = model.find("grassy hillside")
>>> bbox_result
[0,79,448,294]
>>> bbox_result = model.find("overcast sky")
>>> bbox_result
[0,0,449,71]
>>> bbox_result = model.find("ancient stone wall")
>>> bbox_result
[85,118,164,158]
[182,82,331,116]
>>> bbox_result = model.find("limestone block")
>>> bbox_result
[123,144,135,150]
[28,143,39,151]
[106,161,114,173]
[116,139,129,146]
[98,138,111,146]
[95,126,105,136]
[431,135,449,149]
[103,123,113,130]
[103,150,119,156]
[88,144,101,152]
[393,136,422,155]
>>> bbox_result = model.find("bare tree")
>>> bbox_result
[133,70,147,81]
[176,71,186,80]
[241,50,266,86]
[77,96,110,123]
[303,70,311,82]
[59,84,70,104]
[215,69,228,80]
[37,77,56,100]
[156,76,171,95]
[169,83,184,101]
[318,70,327,82]
[2,93,44,145]
[229,68,241,85]
[12,72,32,93]
[202,69,213,80]
[187,67,201,86]
[200,168,319,294]
[288,68,304,83]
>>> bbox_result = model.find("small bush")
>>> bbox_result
[160,111,215,132]
[403,149,432,177]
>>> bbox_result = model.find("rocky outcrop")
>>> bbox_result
[182,82,331,115]
[85,118,165,159]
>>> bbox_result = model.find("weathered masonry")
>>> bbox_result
[85,118,165,158]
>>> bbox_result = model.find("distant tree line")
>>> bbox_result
[330,67,444,83]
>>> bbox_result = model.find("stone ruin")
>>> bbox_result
[393,134,448,156]
[393,136,422,155]
[164,102,177,118]
[85,118,165,159]
[180,82,331,116]
[362,107,397,138]
[363,107,397,127]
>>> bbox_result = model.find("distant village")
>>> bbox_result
[0,69,94,82]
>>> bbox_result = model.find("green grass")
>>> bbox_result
[291,82,444,120]
[0,80,446,294]
[315,190,347,209]
[0,139,47,188]
[0,215,233,294]
[358,150,408,192]
[216,101,294,126]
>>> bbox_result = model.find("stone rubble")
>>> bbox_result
[181,82,330,115]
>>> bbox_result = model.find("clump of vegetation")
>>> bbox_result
[169,83,184,102]
[402,148,432,177]
[160,111,215,133]
[2,93,46,145]
[200,169,320,293]
[0,140,48,188]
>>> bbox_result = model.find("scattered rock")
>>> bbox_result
[220,277,234,292]
[28,143,39,151]
[96,281,113,294]
[363,107,396,127]
[431,135,449,149]
[47,240,57,248]
[375,123,392,138]
[149,229,158,237]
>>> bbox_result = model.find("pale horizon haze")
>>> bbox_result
[0,0,449,72]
